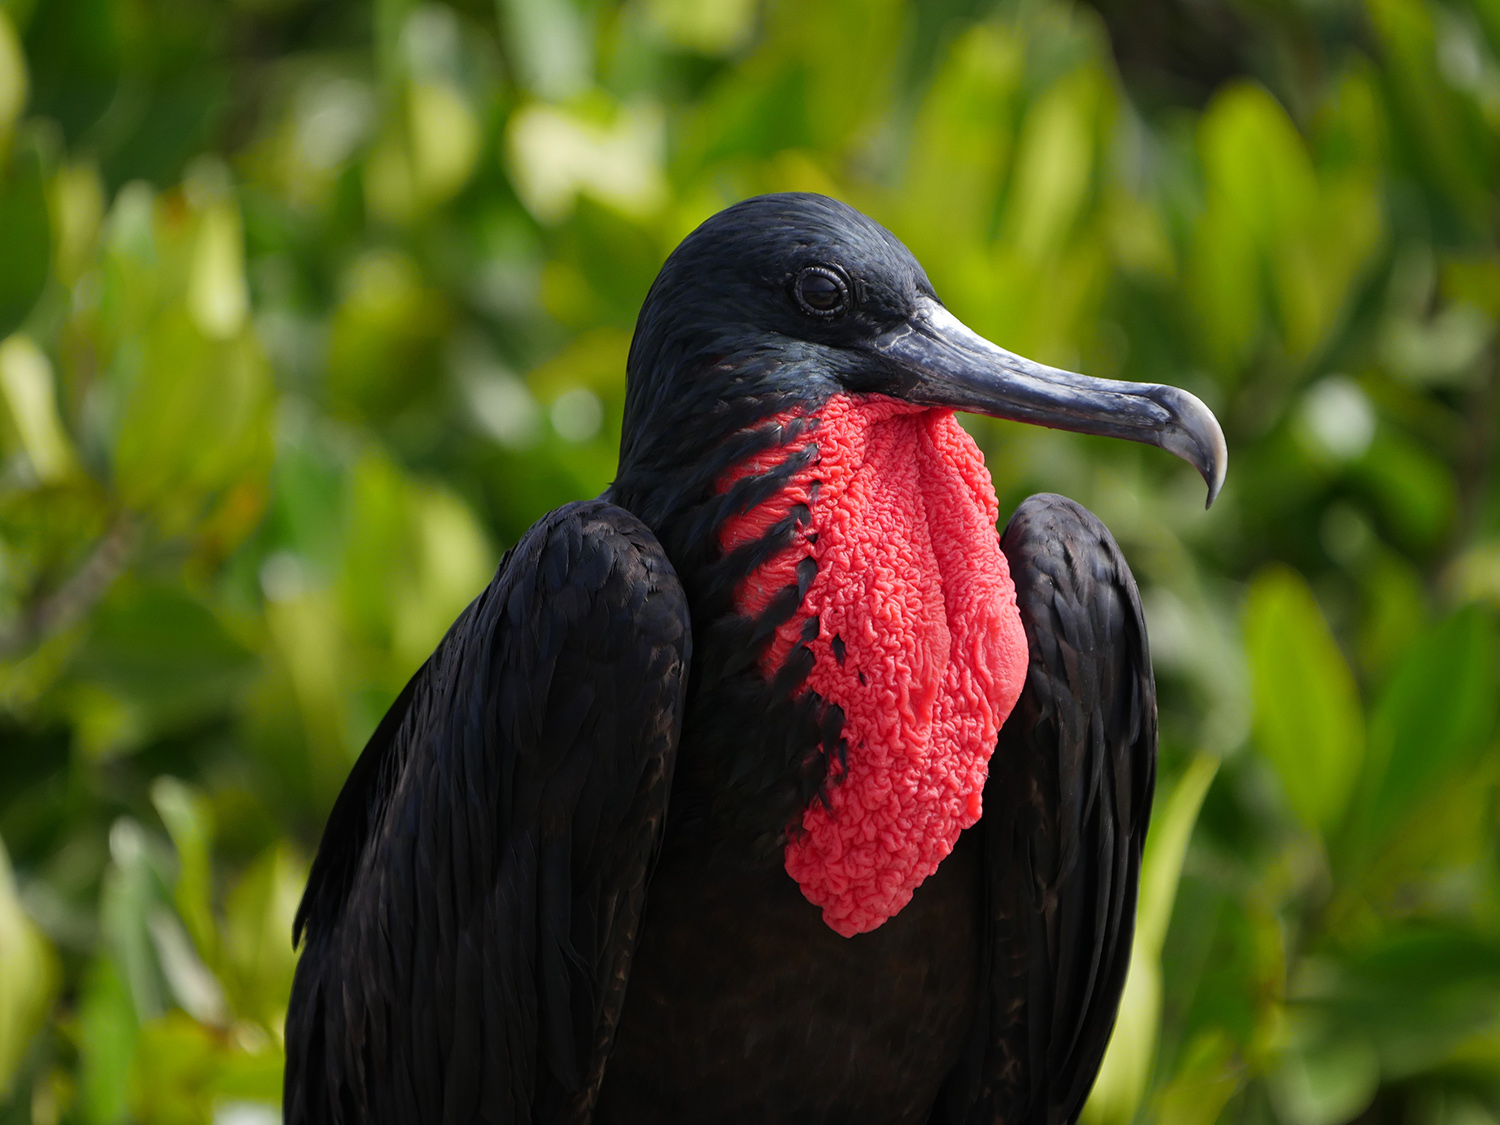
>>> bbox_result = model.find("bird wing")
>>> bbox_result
[939,492,1157,1125]
[283,499,691,1125]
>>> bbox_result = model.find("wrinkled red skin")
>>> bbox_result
[718,395,1028,937]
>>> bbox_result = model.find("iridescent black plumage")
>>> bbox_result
[284,193,1224,1124]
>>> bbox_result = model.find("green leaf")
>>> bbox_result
[0,831,57,1097]
[1192,84,1314,370]
[0,8,26,142]
[150,777,217,966]
[1359,605,1497,845]
[1154,1028,1242,1125]
[111,305,275,527]
[71,584,256,744]
[97,819,172,1024]
[1083,753,1220,1125]
[75,957,136,1125]
[1367,0,1496,234]
[127,1009,282,1125]
[1191,81,1381,367]
[127,1011,222,1125]
[1352,432,1458,552]
[0,139,51,339]
[1244,566,1365,835]
[644,0,756,54]
[1269,1016,1380,1125]
[222,843,306,1030]
[899,25,1022,260]
[493,0,590,99]
[1298,925,1500,1077]
[1200,84,1318,250]
[323,249,448,423]
[1001,70,1102,261]
[0,332,78,483]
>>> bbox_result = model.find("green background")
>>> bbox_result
[0,0,1497,1121]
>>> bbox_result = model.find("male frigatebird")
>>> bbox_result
[284,193,1226,1125]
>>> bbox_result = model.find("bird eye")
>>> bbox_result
[794,267,849,317]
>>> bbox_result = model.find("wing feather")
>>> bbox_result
[939,492,1156,1125]
[284,499,691,1125]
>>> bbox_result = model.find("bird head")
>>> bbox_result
[621,192,1226,507]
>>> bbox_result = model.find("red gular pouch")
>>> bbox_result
[718,394,1028,937]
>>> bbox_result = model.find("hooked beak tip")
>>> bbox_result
[1204,406,1229,508]
[1206,463,1226,509]
[1151,384,1228,509]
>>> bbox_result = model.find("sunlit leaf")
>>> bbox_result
[1269,1012,1380,1125]
[127,1012,223,1125]
[506,101,668,224]
[98,819,172,1024]
[46,158,104,285]
[407,80,480,204]
[75,957,136,1125]
[264,587,351,802]
[898,25,1022,264]
[151,777,217,964]
[645,0,756,55]
[108,282,275,532]
[187,201,248,341]
[1002,70,1102,261]
[1154,1028,1243,1125]
[1083,753,1219,1125]
[324,249,449,421]
[222,843,306,1031]
[494,0,590,100]
[765,0,903,152]
[0,8,26,144]
[0,832,57,1097]
[1192,79,1382,368]
[147,906,228,1026]
[0,333,78,482]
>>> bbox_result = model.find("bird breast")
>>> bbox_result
[718,395,1028,937]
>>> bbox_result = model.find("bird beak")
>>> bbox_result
[872,298,1228,508]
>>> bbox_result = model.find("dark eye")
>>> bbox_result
[794,266,849,317]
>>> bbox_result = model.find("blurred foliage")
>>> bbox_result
[0,0,1496,1121]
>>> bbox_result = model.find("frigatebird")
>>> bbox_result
[283,193,1226,1125]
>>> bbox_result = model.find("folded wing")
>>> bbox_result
[284,499,691,1125]
[941,492,1157,1125]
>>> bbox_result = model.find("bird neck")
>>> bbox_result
[609,349,832,632]
[612,388,1029,936]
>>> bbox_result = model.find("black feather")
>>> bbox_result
[936,493,1156,1125]
[284,501,691,1124]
